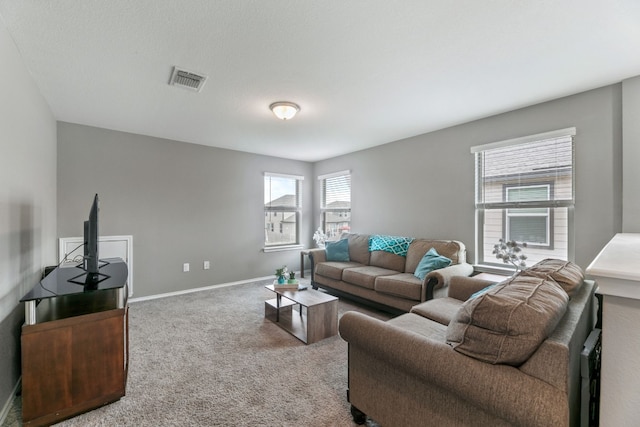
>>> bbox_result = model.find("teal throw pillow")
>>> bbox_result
[414,248,452,280]
[325,238,350,262]
[369,234,414,257]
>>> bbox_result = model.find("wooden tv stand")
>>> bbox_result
[20,259,129,426]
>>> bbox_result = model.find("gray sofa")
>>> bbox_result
[309,233,474,313]
[339,260,596,426]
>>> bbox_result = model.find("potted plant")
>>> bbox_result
[275,266,288,284]
[288,270,296,284]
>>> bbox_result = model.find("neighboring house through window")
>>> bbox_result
[506,184,551,246]
[471,128,575,267]
[319,170,351,240]
[264,172,303,248]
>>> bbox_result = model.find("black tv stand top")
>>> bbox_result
[20,257,128,302]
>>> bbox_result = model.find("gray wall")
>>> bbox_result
[0,19,57,415]
[59,83,625,304]
[315,84,623,270]
[623,76,640,232]
[57,123,313,298]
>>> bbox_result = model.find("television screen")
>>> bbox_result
[84,193,99,274]
[69,193,110,287]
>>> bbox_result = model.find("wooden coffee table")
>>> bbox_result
[265,284,338,344]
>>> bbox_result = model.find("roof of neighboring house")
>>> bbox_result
[265,194,297,208]
[325,200,351,209]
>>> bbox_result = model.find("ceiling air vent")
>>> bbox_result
[169,67,208,92]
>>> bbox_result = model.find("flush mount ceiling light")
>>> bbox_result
[269,102,300,120]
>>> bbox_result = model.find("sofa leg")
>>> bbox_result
[350,405,367,425]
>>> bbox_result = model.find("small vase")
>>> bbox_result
[288,279,296,284]
[277,276,285,284]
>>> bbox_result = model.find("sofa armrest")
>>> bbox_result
[307,248,326,281]
[447,276,498,301]
[423,262,474,300]
[340,311,567,426]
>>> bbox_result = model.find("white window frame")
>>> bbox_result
[318,170,351,240]
[471,128,576,269]
[263,172,304,251]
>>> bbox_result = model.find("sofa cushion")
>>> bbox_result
[374,273,423,301]
[405,240,464,273]
[370,250,406,272]
[413,248,452,280]
[525,259,584,297]
[315,261,362,281]
[411,297,462,325]
[446,274,569,366]
[346,233,371,265]
[342,266,398,290]
[387,313,448,340]
[325,238,350,262]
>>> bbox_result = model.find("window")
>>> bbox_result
[319,171,351,240]
[506,185,551,246]
[264,172,303,248]
[472,128,575,267]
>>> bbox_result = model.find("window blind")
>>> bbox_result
[475,134,574,209]
[321,173,351,209]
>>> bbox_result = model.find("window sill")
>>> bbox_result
[472,264,515,276]
[263,245,303,253]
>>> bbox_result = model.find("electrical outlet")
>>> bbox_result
[183,263,190,272]
[204,261,210,270]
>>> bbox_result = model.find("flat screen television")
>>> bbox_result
[84,193,99,274]
[69,193,109,286]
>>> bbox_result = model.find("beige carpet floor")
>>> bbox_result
[2,278,391,426]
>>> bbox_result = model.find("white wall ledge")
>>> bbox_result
[586,232,640,425]
[586,233,640,298]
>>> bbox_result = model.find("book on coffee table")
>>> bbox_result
[272,280,306,290]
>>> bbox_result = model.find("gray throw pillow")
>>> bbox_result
[446,274,569,366]
[525,258,584,297]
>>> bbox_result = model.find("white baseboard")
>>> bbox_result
[129,276,273,303]
[0,377,20,426]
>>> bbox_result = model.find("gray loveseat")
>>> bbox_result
[339,259,596,426]
[308,233,474,313]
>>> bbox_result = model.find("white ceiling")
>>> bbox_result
[2,1,640,162]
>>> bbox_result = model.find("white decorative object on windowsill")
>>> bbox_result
[313,227,327,248]
[492,238,528,270]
